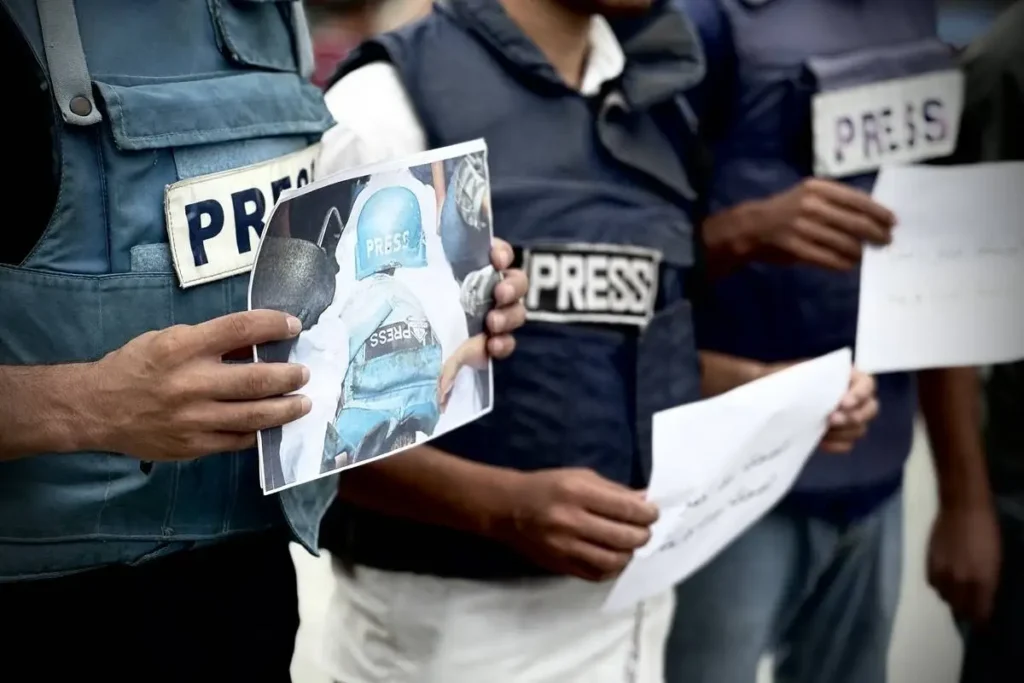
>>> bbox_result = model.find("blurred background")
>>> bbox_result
[290,2,1017,682]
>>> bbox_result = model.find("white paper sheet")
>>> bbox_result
[249,140,496,494]
[856,163,1024,374]
[603,349,852,614]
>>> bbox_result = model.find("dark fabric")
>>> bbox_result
[955,12,1024,676]
[986,362,1024,497]
[778,478,903,526]
[0,531,298,681]
[323,0,705,579]
[678,0,946,512]
[943,10,1024,679]
[960,507,1024,682]
[946,1,1024,501]
[0,3,57,265]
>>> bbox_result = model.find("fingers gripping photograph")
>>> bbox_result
[250,140,497,494]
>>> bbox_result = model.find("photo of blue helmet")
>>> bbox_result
[355,186,428,280]
[440,154,492,281]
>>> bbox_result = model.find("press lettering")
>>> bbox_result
[186,199,225,267]
[232,188,267,255]
[526,253,558,310]
[880,107,898,153]
[834,115,855,165]
[166,144,322,288]
[606,259,629,313]
[905,102,917,149]
[861,111,882,160]
[923,98,946,142]
[833,96,950,165]
[819,69,963,178]
[523,246,660,326]
[620,257,655,314]
[366,231,411,256]
[585,254,609,312]
[271,177,292,204]
[557,254,586,312]
[363,321,432,361]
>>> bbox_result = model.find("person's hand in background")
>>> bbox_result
[819,369,879,452]
[494,468,658,582]
[703,178,897,274]
[760,362,878,452]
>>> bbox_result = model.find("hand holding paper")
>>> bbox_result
[603,349,855,613]
[856,162,1024,373]
[494,468,659,583]
[820,368,879,452]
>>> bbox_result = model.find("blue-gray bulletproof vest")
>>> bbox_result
[324,0,706,578]
[0,0,338,580]
[693,0,955,494]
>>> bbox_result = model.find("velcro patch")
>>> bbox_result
[364,319,437,361]
[164,144,320,288]
[518,242,661,327]
[812,70,964,178]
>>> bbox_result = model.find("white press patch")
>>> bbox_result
[812,69,964,179]
[164,144,320,288]
[522,242,662,328]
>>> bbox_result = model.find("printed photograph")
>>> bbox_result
[250,141,497,494]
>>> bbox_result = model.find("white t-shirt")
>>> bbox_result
[318,14,627,174]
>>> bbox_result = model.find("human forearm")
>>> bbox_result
[336,444,525,537]
[699,351,766,398]
[700,201,766,278]
[919,367,991,509]
[0,363,100,460]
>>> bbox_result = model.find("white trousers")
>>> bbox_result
[317,562,674,683]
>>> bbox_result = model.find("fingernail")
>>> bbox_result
[287,316,302,335]
[490,312,505,331]
[300,366,310,384]
[489,337,505,357]
[299,396,312,413]
[496,247,512,270]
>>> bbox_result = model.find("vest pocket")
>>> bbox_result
[209,0,301,72]
[0,265,261,545]
[95,72,332,152]
[89,72,332,277]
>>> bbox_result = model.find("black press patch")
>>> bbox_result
[363,319,436,361]
[517,242,662,327]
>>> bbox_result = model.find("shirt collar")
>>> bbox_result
[580,16,627,96]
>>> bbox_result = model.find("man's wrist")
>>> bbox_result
[702,200,768,265]
[476,468,530,541]
[936,457,994,512]
[0,361,107,458]
[51,362,108,453]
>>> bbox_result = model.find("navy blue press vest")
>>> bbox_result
[688,0,956,514]
[0,0,338,580]
[323,0,706,578]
